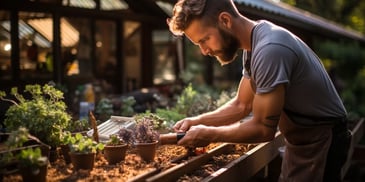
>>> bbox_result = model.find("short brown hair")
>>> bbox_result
[168,0,239,36]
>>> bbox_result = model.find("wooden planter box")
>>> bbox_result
[130,118,364,182]
[128,132,284,182]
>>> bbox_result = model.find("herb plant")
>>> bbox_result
[17,147,48,169]
[106,134,122,146]
[0,84,71,148]
[59,131,72,145]
[67,133,104,154]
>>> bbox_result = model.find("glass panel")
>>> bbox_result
[0,11,11,80]
[124,21,141,92]
[18,12,53,80]
[61,17,91,78]
[152,30,176,85]
[62,0,96,9]
[95,20,116,87]
[155,1,173,17]
[101,0,129,10]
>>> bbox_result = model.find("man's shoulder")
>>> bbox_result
[254,20,299,53]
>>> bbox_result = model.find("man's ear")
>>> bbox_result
[218,12,232,28]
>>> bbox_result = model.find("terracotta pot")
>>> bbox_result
[19,163,47,182]
[69,152,96,170]
[60,144,71,164]
[134,141,158,162]
[104,144,128,165]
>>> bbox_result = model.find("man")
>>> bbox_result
[167,0,351,181]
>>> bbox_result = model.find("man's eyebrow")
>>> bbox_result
[198,35,209,44]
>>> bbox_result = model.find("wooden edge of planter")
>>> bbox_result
[143,143,235,182]
[128,168,163,182]
[202,132,284,182]
[341,118,364,179]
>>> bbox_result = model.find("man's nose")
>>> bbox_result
[199,45,210,56]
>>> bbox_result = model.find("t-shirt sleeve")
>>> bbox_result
[252,44,297,94]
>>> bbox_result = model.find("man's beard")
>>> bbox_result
[214,26,240,65]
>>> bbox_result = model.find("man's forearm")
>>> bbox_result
[196,97,251,126]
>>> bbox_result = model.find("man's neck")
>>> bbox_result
[234,16,257,51]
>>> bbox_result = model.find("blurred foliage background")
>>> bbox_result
[281,0,365,119]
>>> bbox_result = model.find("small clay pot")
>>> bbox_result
[19,163,48,182]
[104,144,128,165]
[134,141,158,162]
[69,152,96,170]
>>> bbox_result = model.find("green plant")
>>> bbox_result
[120,96,136,117]
[5,127,30,149]
[0,84,71,148]
[67,133,104,154]
[95,98,114,121]
[0,127,48,173]
[17,147,48,169]
[154,108,186,129]
[106,134,122,146]
[3,127,47,152]
[65,118,90,133]
[1,127,32,165]
[59,131,72,145]
[173,83,216,117]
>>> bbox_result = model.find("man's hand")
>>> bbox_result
[173,117,199,132]
[177,124,213,147]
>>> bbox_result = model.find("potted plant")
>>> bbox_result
[17,147,48,182]
[103,134,128,165]
[59,131,73,164]
[0,127,49,182]
[67,133,104,170]
[133,116,159,162]
[0,84,71,162]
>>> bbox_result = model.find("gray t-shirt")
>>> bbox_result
[243,20,346,122]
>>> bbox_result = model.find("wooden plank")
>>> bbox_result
[203,132,284,182]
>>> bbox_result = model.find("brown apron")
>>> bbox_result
[278,112,333,182]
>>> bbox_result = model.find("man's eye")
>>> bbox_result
[200,37,209,45]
